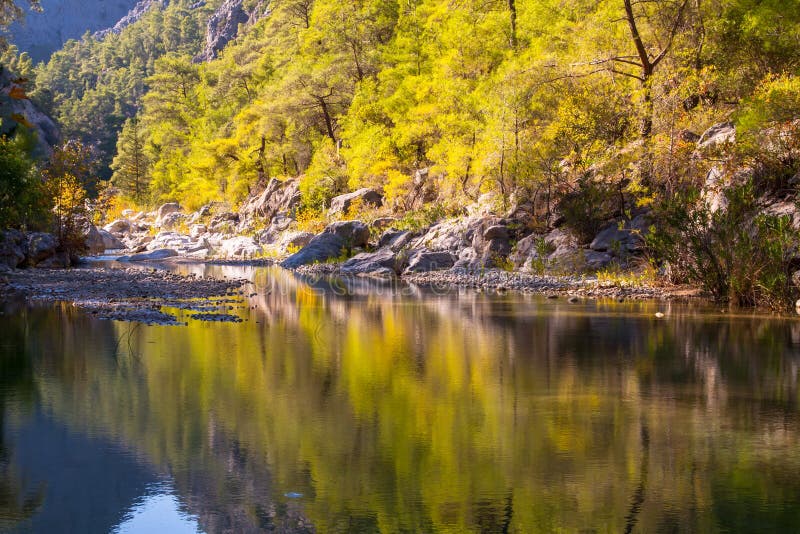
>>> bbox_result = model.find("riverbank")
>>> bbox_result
[295,262,700,301]
[1,259,701,326]
[3,266,249,325]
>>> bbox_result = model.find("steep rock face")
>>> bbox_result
[93,0,164,39]
[0,70,60,156]
[197,0,249,61]
[197,0,270,62]
[8,0,142,62]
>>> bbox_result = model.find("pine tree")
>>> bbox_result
[110,117,149,203]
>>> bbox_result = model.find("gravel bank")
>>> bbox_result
[2,267,249,325]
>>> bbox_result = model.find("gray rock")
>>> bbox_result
[371,217,397,230]
[94,0,160,39]
[159,212,185,230]
[197,0,250,62]
[157,202,182,222]
[118,249,179,262]
[83,223,106,254]
[280,231,315,249]
[26,232,57,266]
[103,219,131,234]
[190,224,208,239]
[698,122,735,150]
[483,225,509,241]
[409,218,472,252]
[341,247,403,276]
[378,229,414,251]
[328,188,383,215]
[584,250,614,269]
[510,234,545,269]
[36,251,70,268]
[99,230,125,250]
[219,236,263,258]
[589,214,650,254]
[240,178,301,222]
[404,251,456,273]
[208,212,240,234]
[701,166,727,213]
[281,233,347,269]
[147,232,193,251]
[467,192,499,217]
[452,247,481,272]
[324,221,370,247]
[8,0,142,62]
[0,230,27,268]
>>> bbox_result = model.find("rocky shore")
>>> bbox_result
[296,263,698,301]
[2,267,249,325]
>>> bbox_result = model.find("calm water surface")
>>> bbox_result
[2,265,800,533]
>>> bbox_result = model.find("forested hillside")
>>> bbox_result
[24,0,224,179]
[103,0,800,213]
[18,0,799,214]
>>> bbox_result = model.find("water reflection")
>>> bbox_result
[114,483,201,534]
[2,266,800,532]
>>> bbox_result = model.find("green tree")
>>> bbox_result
[0,134,42,228]
[111,117,150,203]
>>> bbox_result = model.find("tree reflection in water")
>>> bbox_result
[2,266,800,532]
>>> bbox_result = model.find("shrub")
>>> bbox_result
[557,177,618,244]
[648,181,799,310]
[0,135,46,229]
[299,139,348,212]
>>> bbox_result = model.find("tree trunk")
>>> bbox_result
[316,96,337,144]
[508,0,517,49]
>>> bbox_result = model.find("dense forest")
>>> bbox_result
[2,0,800,307]
[13,0,796,210]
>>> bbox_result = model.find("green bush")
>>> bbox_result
[649,181,799,310]
[0,135,46,229]
[557,177,619,244]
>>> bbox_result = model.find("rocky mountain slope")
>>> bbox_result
[7,0,142,62]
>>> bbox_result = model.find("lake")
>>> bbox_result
[2,265,800,533]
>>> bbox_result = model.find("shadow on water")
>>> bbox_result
[3,265,800,532]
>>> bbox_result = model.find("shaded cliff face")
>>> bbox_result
[0,69,59,156]
[7,0,142,62]
[197,0,269,62]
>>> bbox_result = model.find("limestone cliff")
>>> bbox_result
[196,0,269,62]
